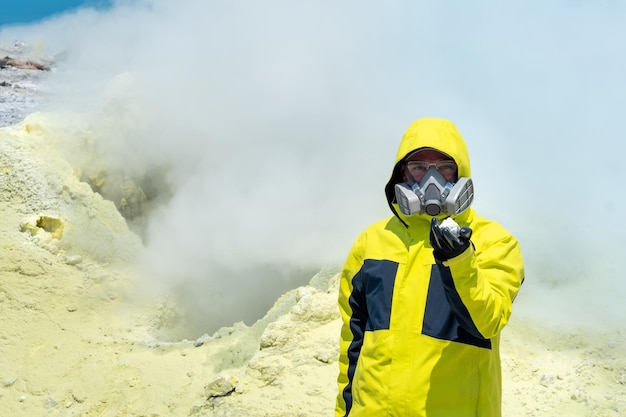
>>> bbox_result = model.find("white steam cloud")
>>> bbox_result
[2,0,625,336]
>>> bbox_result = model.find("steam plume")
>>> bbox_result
[2,1,625,337]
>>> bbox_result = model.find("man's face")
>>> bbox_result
[404,149,458,183]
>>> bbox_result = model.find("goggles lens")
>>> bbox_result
[406,160,457,175]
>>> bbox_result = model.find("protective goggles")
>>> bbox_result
[406,160,457,176]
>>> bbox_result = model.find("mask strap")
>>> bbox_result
[403,164,417,187]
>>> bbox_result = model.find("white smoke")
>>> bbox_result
[2,0,625,336]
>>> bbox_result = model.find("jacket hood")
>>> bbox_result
[384,117,473,226]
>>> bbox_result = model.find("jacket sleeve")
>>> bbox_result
[442,228,524,339]
[335,232,368,417]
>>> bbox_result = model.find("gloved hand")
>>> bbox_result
[430,218,473,262]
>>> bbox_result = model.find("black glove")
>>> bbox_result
[430,218,473,262]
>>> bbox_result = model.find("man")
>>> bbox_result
[335,117,524,417]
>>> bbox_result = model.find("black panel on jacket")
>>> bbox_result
[356,259,398,331]
[342,258,399,415]
[423,264,492,349]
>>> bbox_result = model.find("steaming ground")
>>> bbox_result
[0,0,626,410]
[1,48,626,417]
[0,44,328,339]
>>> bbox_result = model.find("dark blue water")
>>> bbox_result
[0,0,112,27]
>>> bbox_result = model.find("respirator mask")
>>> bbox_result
[394,165,474,217]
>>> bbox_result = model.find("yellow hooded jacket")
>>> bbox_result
[335,118,524,417]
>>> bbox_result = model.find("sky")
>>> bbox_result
[1,0,625,337]
[0,0,112,27]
